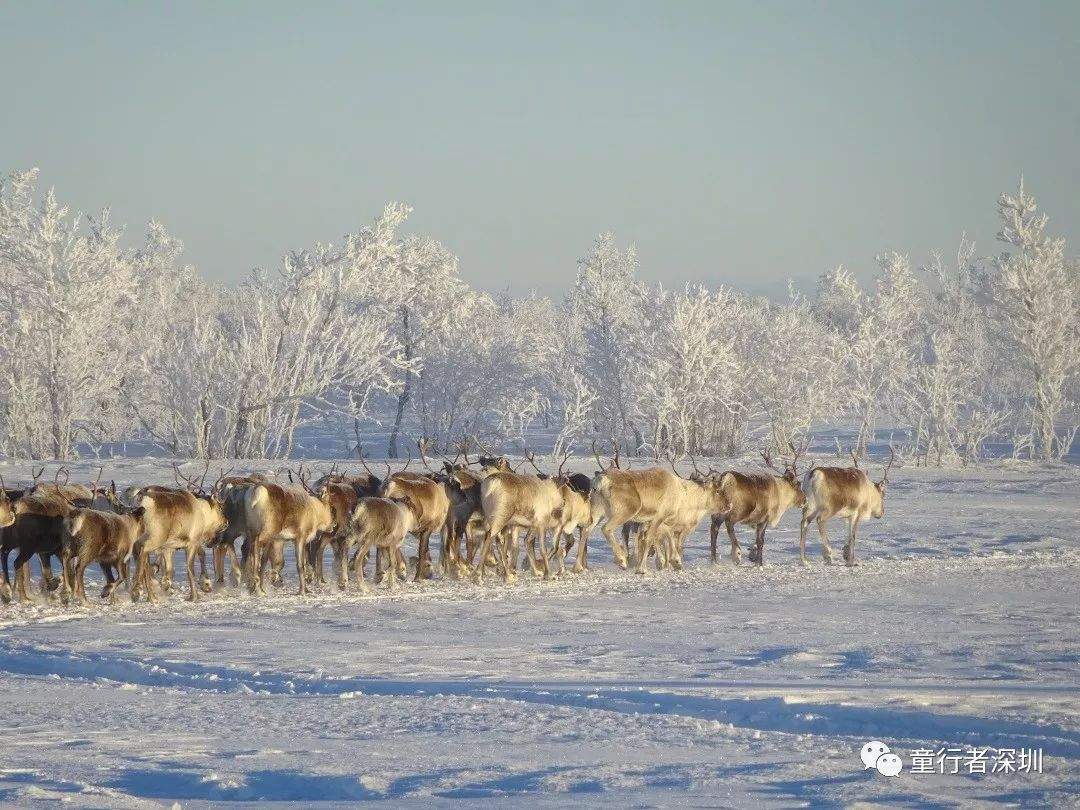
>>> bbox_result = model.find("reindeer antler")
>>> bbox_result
[297,462,316,495]
[879,446,896,485]
[522,449,543,476]
[356,445,377,479]
[54,466,70,487]
[786,439,808,479]
[555,449,570,480]
[30,466,44,485]
[666,450,685,479]
[417,438,436,473]
[760,448,781,473]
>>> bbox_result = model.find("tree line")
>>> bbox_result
[0,169,1076,463]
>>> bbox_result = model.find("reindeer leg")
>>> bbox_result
[270,542,285,587]
[386,544,400,591]
[198,548,212,592]
[74,558,92,606]
[13,549,33,603]
[357,540,374,592]
[225,542,242,587]
[725,519,742,565]
[710,515,721,563]
[0,547,12,603]
[499,531,518,585]
[817,516,833,564]
[600,520,628,570]
[799,508,813,567]
[39,553,58,593]
[573,527,588,573]
[213,544,227,585]
[98,562,115,600]
[414,530,432,583]
[844,515,860,567]
[160,552,174,592]
[753,523,766,566]
[670,530,685,571]
[471,522,501,585]
[295,537,310,596]
[334,537,349,590]
[185,547,200,601]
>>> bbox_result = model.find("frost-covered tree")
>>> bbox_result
[224,219,410,459]
[818,253,923,457]
[897,237,1007,465]
[630,285,741,456]
[363,232,466,457]
[758,294,841,452]
[991,180,1078,460]
[0,170,136,459]
[566,233,643,451]
[119,224,234,457]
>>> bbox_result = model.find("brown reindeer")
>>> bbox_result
[242,470,333,596]
[547,453,593,575]
[709,446,806,566]
[472,460,563,583]
[645,457,729,570]
[345,497,415,590]
[589,443,684,574]
[311,481,360,588]
[798,448,895,566]
[381,453,451,582]
[133,488,227,602]
[61,507,144,604]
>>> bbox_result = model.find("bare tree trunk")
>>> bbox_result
[388,307,411,458]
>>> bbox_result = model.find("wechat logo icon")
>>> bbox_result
[861,741,903,777]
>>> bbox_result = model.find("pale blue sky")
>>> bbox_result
[2,1,1077,296]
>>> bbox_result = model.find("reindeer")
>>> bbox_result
[133,481,228,602]
[310,480,360,588]
[30,467,96,507]
[546,452,593,575]
[341,497,414,590]
[61,505,144,605]
[443,463,485,570]
[472,454,563,584]
[589,442,685,574]
[798,448,895,566]
[242,466,333,596]
[208,472,277,588]
[382,442,451,581]
[642,456,728,570]
[709,445,806,566]
[2,479,83,602]
[0,480,14,531]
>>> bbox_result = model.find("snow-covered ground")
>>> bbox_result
[1,457,1078,807]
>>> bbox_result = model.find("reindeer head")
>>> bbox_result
[0,473,14,529]
[478,456,510,475]
[762,442,808,508]
[872,448,896,518]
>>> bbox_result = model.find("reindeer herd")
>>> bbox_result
[0,440,895,608]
